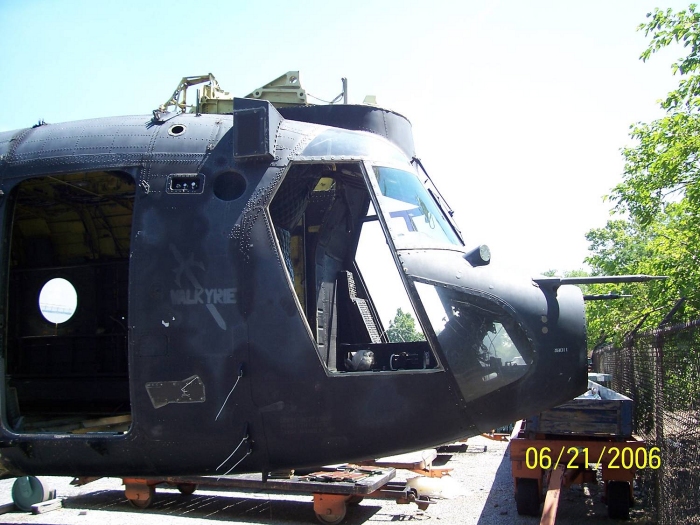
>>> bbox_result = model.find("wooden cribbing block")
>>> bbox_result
[31,498,62,514]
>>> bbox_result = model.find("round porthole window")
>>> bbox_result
[38,278,78,324]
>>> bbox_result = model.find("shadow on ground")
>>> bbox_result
[60,488,384,524]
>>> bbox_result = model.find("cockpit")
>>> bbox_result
[268,127,541,406]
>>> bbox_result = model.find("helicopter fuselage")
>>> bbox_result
[0,100,586,478]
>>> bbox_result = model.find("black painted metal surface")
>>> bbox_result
[0,100,587,481]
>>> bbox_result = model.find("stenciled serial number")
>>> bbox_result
[525,446,661,470]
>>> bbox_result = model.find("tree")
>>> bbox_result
[584,213,690,345]
[386,308,424,343]
[611,5,700,222]
[585,5,700,344]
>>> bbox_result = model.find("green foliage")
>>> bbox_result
[639,4,700,110]
[584,210,698,345]
[612,5,700,224]
[615,112,700,225]
[611,4,700,226]
[386,308,424,343]
[585,6,700,346]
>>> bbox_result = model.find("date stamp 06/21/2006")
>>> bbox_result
[525,446,661,471]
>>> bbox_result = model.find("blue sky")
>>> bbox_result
[0,0,690,275]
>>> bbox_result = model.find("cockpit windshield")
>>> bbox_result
[372,166,462,247]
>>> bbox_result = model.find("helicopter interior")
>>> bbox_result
[268,162,438,374]
[4,171,134,434]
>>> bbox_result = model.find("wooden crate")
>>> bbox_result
[526,381,633,437]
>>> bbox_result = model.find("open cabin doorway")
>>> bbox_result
[3,171,134,434]
[268,162,438,374]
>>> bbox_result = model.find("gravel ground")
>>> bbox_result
[0,436,653,525]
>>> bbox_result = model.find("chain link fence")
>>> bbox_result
[593,319,700,525]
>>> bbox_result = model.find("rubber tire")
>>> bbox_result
[128,485,155,509]
[607,481,631,520]
[315,505,347,524]
[177,483,197,496]
[515,478,540,516]
[417,500,430,511]
[12,476,51,511]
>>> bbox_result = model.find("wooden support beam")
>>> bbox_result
[31,498,62,514]
[540,465,566,525]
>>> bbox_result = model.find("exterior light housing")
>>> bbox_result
[465,244,491,266]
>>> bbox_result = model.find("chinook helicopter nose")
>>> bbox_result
[400,249,589,429]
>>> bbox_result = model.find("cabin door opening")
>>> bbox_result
[268,162,438,374]
[3,171,134,434]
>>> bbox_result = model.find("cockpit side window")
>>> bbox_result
[415,282,531,401]
[353,203,436,372]
[269,163,369,364]
[268,162,440,375]
[372,166,462,247]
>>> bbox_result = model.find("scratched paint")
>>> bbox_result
[168,243,233,330]
[145,375,206,409]
[169,288,236,305]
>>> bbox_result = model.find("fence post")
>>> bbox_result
[654,332,665,524]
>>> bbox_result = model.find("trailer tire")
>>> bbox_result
[515,478,540,516]
[127,485,155,509]
[607,481,630,520]
[315,505,346,524]
[177,483,197,496]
